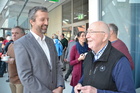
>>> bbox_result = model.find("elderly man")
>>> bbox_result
[74,21,135,93]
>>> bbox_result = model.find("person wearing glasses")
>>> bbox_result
[74,21,135,93]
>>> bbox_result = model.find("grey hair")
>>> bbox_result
[108,23,118,35]
[54,34,58,39]
[12,26,25,35]
[28,6,48,21]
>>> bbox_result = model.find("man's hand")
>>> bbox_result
[8,58,15,64]
[64,59,68,62]
[52,87,63,93]
[80,86,97,93]
[1,54,7,58]
[74,83,82,93]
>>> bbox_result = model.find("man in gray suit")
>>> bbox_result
[14,6,64,93]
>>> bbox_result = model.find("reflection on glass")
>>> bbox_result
[73,0,88,23]
[73,25,85,36]
[101,0,140,88]
[62,27,72,41]
[0,29,3,37]
[101,0,131,42]
[62,1,71,26]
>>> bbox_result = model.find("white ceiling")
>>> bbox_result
[0,0,70,27]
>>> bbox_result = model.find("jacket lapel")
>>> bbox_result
[45,37,54,69]
[27,32,52,69]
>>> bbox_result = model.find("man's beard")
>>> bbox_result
[41,30,47,34]
[41,25,48,34]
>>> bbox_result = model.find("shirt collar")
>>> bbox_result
[111,40,117,43]
[30,31,45,41]
[92,43,108,61]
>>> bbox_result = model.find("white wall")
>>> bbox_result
[47,5,62,38]
[89,0,99,25]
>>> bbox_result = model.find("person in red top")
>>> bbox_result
[2,35,11,45]
[108,23,134,70]
[70,31,89,93]
[2,38,8,45]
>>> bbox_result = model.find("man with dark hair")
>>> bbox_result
[60,33,68,51]
[60,33,68,71]
[108,23,134,70]
[14,6,64,93]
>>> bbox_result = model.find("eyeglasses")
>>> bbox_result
[86,30,105,34]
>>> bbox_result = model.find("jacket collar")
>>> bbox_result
[96,41,112,62]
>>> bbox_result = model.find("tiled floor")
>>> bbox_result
[0,71,72,93]
[0,73,11,93]
[0,70,140,93]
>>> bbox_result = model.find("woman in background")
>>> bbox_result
[70,31,88,93]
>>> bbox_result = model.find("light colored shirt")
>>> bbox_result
[79,43,135,93]
[92,43,108,61]
[30,31,51,68]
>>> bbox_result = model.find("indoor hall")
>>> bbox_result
[0,68,140,93]
[0,0,140,93]
[0,68,72,93]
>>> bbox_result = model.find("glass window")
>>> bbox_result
[130,2,140,88]
[101,0,131,46]
[0,29,3,37]
[73,25,86,36]
[73,0,88,23]
[0,28,11,37]
[25,30,30,34]
[62,1,71,26]
[100,0,140,88]
[62,27,72,41]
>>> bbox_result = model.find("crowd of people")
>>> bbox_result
[0,6,136,93]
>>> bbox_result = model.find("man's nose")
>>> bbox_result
[44,20,48,25]
[12,34,16,37]
[86,33,90,38]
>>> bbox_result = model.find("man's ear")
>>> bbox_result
[110,30,113,35]
[30,20,34,26]
[102,33,108,42]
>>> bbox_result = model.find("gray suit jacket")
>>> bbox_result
[14,32,64,93]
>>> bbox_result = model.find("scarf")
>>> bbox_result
[76,42,88,54]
